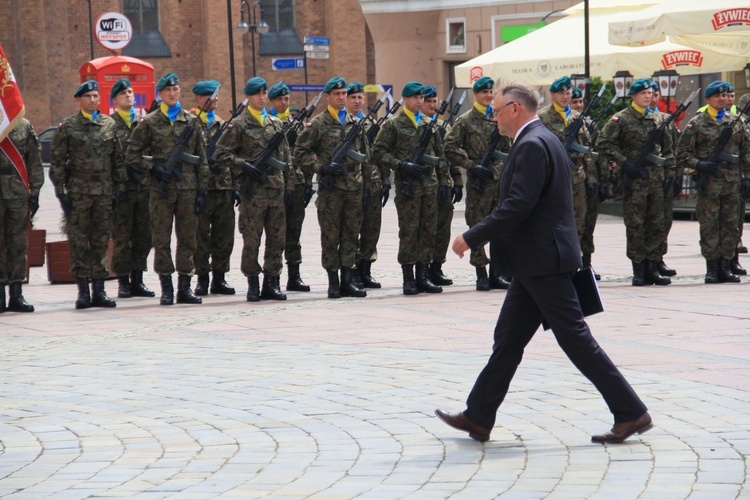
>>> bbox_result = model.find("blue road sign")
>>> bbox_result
[303,35,330,45]
[272,57,306,71]
[288,84,325,93]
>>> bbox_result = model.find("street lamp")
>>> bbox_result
[652,69,679,109]
[613,70,633,98]
[237,0,269,82]
[570,73,588,98]
[744,63,750,88]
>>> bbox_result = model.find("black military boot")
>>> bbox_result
[631,261,648,286]
[489,264,511,290]
[194,273,210,296]
[401,265,419,296]
[176,275,202,304]
[360,260,381,289]
[645,260,671,286]
[704,259,720,284]
[91,279,117,307]
[117,275,132,298]
[130,271,155,297]
[246,275,260,302]
[75,278,91,309]
[341,268,367,298]
[286,264,311,292]
[656,260,677,277]
[210,271,236,295]
[159,275,174,305]
[718,257,741,283]
[430,262,453,286]
[7,282,34,312]
[0,285,5,313]
[582,254,601,281]
[730,253,746,276]
[327,270,341,299]
[416,263,443,293]
[475,266,491,291]
[261,274,287,300]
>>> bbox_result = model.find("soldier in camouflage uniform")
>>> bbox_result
[729,85,748,272]
[675,81,750,284]
[191,80,236,297]
[444,77,512,291]
[0,118,43,313]
[598,78,675,286]
[51,81,126,309]
[296,76,372,299]
[270,81,313,293]
[214,77,292,301]
[737,92,750,258]
[126,72,208,305]
[109,78,155,299]
[373,81,451,295]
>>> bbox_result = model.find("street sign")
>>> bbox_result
[272,57,306,70]
[94,12,132,51]
[304,35,330,45]
[288,84,325,92]
[306,52,330,60]
[303,44,330,52]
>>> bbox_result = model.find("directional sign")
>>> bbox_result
[303,44,330,52]
[288,84,325,93]
[306,52,330,60]
[304,35,330,45]
[272,57,306,71]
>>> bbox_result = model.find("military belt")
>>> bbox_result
[70,171,111,181]
[0,167,15,175]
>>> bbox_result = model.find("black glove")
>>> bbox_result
[585,183,598,200]
[398,161,424,178]
[673,176,683,197]
[56,192,72,217]
[284,188,294,207]
[438,185,449,202]
[696,160,720,177]
[380,184,390,207]
[622,160,647,180]
[114,190,128,208]
[598,184,609,203]
[194,189,207,215]
[451,185,463,204]
[233,189,242,207]
[242,161,264,181]
[469,163,493,182]
[321,162,346,176]
[28,195,40,218]
[363,188,371,208]
[152,165,172,183]
[303,185,315,207]
[742,179,750,200]
[662,177,673,197]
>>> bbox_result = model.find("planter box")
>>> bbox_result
[46,240,116,284]
[28,228,46,267]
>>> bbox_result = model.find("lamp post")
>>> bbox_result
[570,73,588,98]
[613,70,633,98]
[652,69,679,110]
[744,63,750,88]
[237,0,269,83]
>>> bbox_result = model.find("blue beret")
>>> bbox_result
[472,76,493,93]
[571,87,582,99]
[156,72,179,91]
[549,76,571,93]
[74,80,99,98]
[423,86,438,99]
[628,78,652,96]
[192,80,220,96]
[244,77,267,96]
[268,81,290,99]
[110,78,131,99]
[650,81,660,93]
[726,82,735,93]
[347,81,365,95]
[402,81,425,98]
[704,81,731,99]
[324,76,347,93]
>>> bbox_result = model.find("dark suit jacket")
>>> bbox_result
[463,119,582,277]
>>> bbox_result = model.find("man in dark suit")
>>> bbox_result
[435,81,652,444]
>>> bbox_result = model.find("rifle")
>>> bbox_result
[319,89,391,190]
[563,85,605,156]
[401,88,453,199]
[469,128,504,194]
[206,99,248,175]
[367,97,403,144]
[146,98,161,114]
[287,92,324,149]
[438,90,467,140]
[588,95,618,136]
[239,92,323,198]
[114,133,141,184]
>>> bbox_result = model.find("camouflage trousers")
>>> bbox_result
[394,185,438,265]
[621,173,665,263]
[658,187,675,258]
[572,176,586,242]
[111,188,152,276]
[238,185,285,277]
[195,189,236,275]
[150,187,197,276]
[0,197,30,283]
[737,198,746,250]
[316,186,362,271]
[358,179,382,263]
[433,184,454,266]
[284,183,308,266]
[69,192,113,279]
[695,173,741,260]
[580,190,599,256]
[465,179,499,267]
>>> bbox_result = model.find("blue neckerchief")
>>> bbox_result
[356,110,365,120]
[717,108,726,123]
[643,107,650,116]
[269,107,278,116]
[338,109,347,125]
[206,110,215,128]
[261,107,267,122]
[564,105,571,121]
[91,110,100,121]
[167,102,181,123]
[485,104,493,116]
[129,107,136,124]
[415,110,422,126]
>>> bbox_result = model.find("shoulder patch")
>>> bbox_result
[58,122,64,130]
[227,124,233,130]
[686,123,693,129]
[610,116,619,122]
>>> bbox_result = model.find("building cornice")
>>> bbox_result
[357,0,549,15]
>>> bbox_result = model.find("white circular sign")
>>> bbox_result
[94,12,133,51]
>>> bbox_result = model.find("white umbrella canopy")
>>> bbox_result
[609,0,750,47]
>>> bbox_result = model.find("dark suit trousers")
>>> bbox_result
[465,273,647,430]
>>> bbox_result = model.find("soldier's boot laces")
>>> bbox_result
[75,278,92,309]
[360,260,381,288]
[416,263,442,293]
[91,279,117,308]
[401,265,419,296]
[260,274,287,301]
[130,271,155,297]
[656,260,677,277]
[286,264,310,292]
[631,261,648,286]
[246,275,260,302]
[430,262,453,286]
[489,264,511,289]
[0,285,6,314]
[340,268,366,298]
[327,270,341,299]
[645,260,671,286]
[8,283,34,313]
[176,275,202,304]
[194,273,210,296]
[718,257,741,283]
[159,275,175,305]
[730,253,746,276]
[475,266,491,291]
[704,259,720,284]
[117,275,132,298]
[210,272,236,295]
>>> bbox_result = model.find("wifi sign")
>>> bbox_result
[94,12,133,52]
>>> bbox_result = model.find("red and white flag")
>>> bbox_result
[0,43,29,189]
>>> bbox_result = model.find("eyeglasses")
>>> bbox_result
[496,101,516,112]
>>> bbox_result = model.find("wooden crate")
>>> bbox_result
[28,228,46,267]
[46,240,116,284]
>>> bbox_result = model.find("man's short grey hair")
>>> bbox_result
[495,80,539,111]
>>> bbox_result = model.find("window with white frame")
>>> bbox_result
[446,18,466,54]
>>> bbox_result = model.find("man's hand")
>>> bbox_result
[242,161,264,181]
[452,234,469,259]
[696,160,720,177]
[438,185,449,203]
[233,189,242,206]
[28,195,40,218]
[152,165,172,183]
[380,184,390,207]
[56,192,72,217]
[622,160,647,181]
[451,185,463,204]
[321,162,346,176]
[114,190,128,208]
[662,177,673,197]
[469,163,493,182]
[586,183,598,200]
[284,188,294,207]
[398,161,424,178]
[303,185,315,207]
[194,189,207,215]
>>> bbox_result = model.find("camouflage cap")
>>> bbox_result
[74,80,99,98]
[705,81,731,99]
[549,76,571,93]
[628,78,652,96]
[324,76,347,93]
[402,81,425,98]
[472,76,493,93]
[110,78,131,99]
[346,81,365,95]
[571,87,583,99]
[423,86,438,99]
[244,77,267,96]
[192,79,220,96]
[268,81,290,99]
[156,72,179,91]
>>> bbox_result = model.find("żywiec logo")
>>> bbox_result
[712,9,750,31]
[469,67,484,83]
[661,50,703,69]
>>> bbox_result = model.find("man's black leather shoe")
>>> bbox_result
[591,412,653,444]
[434,409,491,442]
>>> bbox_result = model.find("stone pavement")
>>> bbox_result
[1,177,749,498]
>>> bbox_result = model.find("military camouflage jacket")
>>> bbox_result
[195,114,233,191]
[125,106,209,191]
[676,109,750,177]
[598,106,676,178]
[51,112,126,197]
[295,109,374,192]
[443,107,510,184]
[372,111,450,190]
[214,110,293,191]
[111,111,148,192]
[360,115,390,186]
[538,105,598,183]
[274,112,307,187]
[0,119,44,200]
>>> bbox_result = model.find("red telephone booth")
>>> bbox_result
[79,55,155,116]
